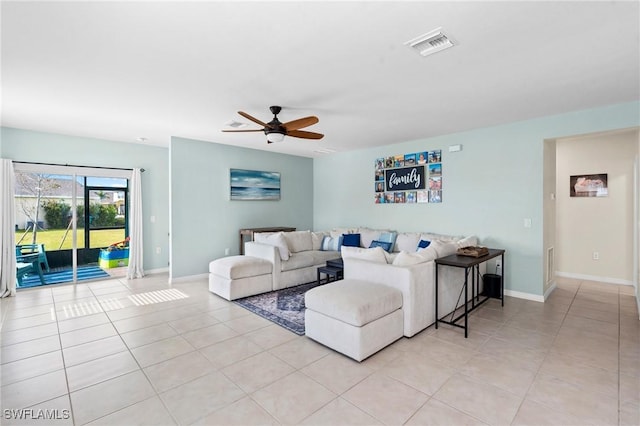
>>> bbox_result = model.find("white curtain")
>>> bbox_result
[1,159,17,297]
[127,168,145,279]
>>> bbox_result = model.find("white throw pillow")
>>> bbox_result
[429,240,458,258]
[341,246,388,264]
[394,232,421,252]
[358,227,381,249]
[457,235,478,248]
[416,245,438,261]
[392,250,428,266]
[262,232,290,261]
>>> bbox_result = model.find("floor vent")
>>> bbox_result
[547,247,555,284]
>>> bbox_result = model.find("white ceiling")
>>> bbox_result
[2,1,639,158]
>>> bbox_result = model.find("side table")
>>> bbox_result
[435,248,505,338]
[317,258,344,285]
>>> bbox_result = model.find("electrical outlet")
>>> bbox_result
[593,251,599,260]
[156,247,161,254]
[224,248,230,256]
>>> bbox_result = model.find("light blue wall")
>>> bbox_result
[0,127,170,271]
[169,137,314,279]
[314,102,640,296]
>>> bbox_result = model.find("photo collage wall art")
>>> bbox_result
[375,150,442,204]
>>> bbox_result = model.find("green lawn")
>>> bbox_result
[15,228,126,250]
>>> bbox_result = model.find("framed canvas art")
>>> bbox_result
[230,169,281,200]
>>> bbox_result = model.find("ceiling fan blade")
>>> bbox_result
[287,129,324,140]
[221,129,264,133]
[282,116,319,131]
[237,111,269,128]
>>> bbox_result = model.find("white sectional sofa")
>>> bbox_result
[245,227,477,297]
[341,238,478,337]
[244,230,341,290]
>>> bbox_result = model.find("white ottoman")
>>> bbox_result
[305,279,403,362]
[209,256,273,301]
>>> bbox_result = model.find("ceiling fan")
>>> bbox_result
[222,106,324,143]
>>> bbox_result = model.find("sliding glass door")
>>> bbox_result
[14,164,130,287]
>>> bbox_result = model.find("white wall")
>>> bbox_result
[556,129,639,284]
[314,102,640,298]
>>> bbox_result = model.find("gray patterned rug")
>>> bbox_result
[234,281,324,335]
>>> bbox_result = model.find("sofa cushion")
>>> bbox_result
[429,240,458,258]
[312,231,328,250]
[342,233,361,247]
[284,230,313,253]
[358,228,380,248]
[311,250,342,265]
[392,251,428,266]
[281,252,316,272]
[330,227,358,238]
[255,231,290,260]
[341,246,388,264]
[209,256,272,279]
[321,235,343,251]
[305,279,402,327]
[394,232,421,252]
[421,233,458,243]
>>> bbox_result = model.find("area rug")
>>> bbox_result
[234,281,324,335]
[18,265,111,289]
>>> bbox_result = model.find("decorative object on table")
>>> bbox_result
[569,173,608,197]
[234,281,324,335]
[230,168,281,201]
[375,149,442,204]
[456,246,489,258]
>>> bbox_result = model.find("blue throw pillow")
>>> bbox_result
[369,240,392,252]
[378,232,398,252]
[417,239,431,250]
[321,235,343,251]
[342,233,361,247]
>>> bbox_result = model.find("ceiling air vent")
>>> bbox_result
[405,28,454,57]
[225,120,248,129]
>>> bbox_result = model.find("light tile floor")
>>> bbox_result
[1,274,638,425]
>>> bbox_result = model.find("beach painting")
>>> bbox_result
[230,169,281,201]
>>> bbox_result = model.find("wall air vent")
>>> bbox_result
[405,28,454,57]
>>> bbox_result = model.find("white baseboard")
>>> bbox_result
[504,289,545,303]
[169,273,208,284]
[555,271,634,286]
[145,267,169,275]
[543,281,557,301]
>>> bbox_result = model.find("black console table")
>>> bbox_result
[435,248,505,338]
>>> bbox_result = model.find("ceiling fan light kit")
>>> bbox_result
[266,131,285,143]
[222,105,324,144]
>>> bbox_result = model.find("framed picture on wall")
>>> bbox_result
[230,168,281,200]
[569,173,608,197]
